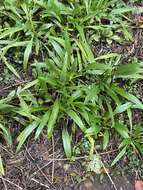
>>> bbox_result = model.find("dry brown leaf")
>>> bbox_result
[135,180,143,190]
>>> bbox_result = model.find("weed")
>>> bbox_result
[0,0,142,174]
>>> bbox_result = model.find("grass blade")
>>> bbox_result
[0,123,12,146]
[113,86,143,109]
[22,79,39,91]
[114,122,129,139]
[35,110,51,139]
[23,39,33,70]
[111,146,127,166]
[68,110,87,132]
[62,127,72,158]
[103,130,109,150]
[2,56,20,79]
[95,53,119,60]
[0,156,4,176]
[47,100,60,138]
[17,119,40,152]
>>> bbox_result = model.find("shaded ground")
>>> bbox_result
[81,176,134,190]
[0,135,135,190]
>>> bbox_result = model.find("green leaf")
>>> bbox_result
[114,102,132,114]
[86,63,111,75]
[106,100,114,126]
[0,123,12,146]
[17,119,40,152]
[50,40,64,58]
[64,30,71,65]
[35,110,51,139]
[76,25,94,63]
[113,86,143,109]
[115,63,141,76]
[111,7,136,15]
[21,79,39,91]
[111,146,127,166]
[104,84,121,106]
[2,41,29,55]
[0,26,23,39]
[60,52,68,82]
[122,25,133,41]
[17,96,32,120]
[103,130,109,150]
[47,100,60,138]
[2,56,20,79]
[62,127,72,158]
[23,39,33,70]
[68,110,87,132]
[95,53,119,60]
[0,156,4,176]
[87,63,111,71]
[127,108,133,133]
[114,122,129,139]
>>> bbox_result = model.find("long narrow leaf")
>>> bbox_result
[23,39,33,70]
[47,101,60,138]
[0,156,4,176]
[111,146,127,166]
[62,127,72,158]
[0,123,12,146]
[68,110,87,132]
[17,119,40,152]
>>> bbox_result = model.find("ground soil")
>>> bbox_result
[0,135,135,190]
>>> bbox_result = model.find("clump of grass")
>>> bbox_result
[0,0,142,174]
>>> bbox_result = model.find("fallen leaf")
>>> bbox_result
[135,180,143,190]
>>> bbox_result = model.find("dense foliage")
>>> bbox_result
[0,0,143,174]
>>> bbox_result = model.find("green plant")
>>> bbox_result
[13,30,143,161]
[0,95,14,176]
[111,123,143,166]
[0,0,135,72]
[0,0,142,171]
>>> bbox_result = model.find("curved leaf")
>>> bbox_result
[111,146,127,166]
[47,100,60,138]
[17,119,40,152]
[0,123,12,146]
[68,110,87,132]
[62,127,72,158]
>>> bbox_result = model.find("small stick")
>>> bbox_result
[95,150,118,190]
[0,177,23,190]
[24,146,53,185]
[0,144,13,156]
[0,80,30,92]
[41,149,118,162]
[31,178,50,189]
[2,177,8,190]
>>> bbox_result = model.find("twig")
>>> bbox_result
[99,149,118,155]
[0,144,13,157]
[0,80,30,93]
[95,150,118,190]
[32,154,61,176]
[2,177,8,190]
[0,177,23,190]
[31,178,50,189]
[41,149,118,162]
[24,146,53,185]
